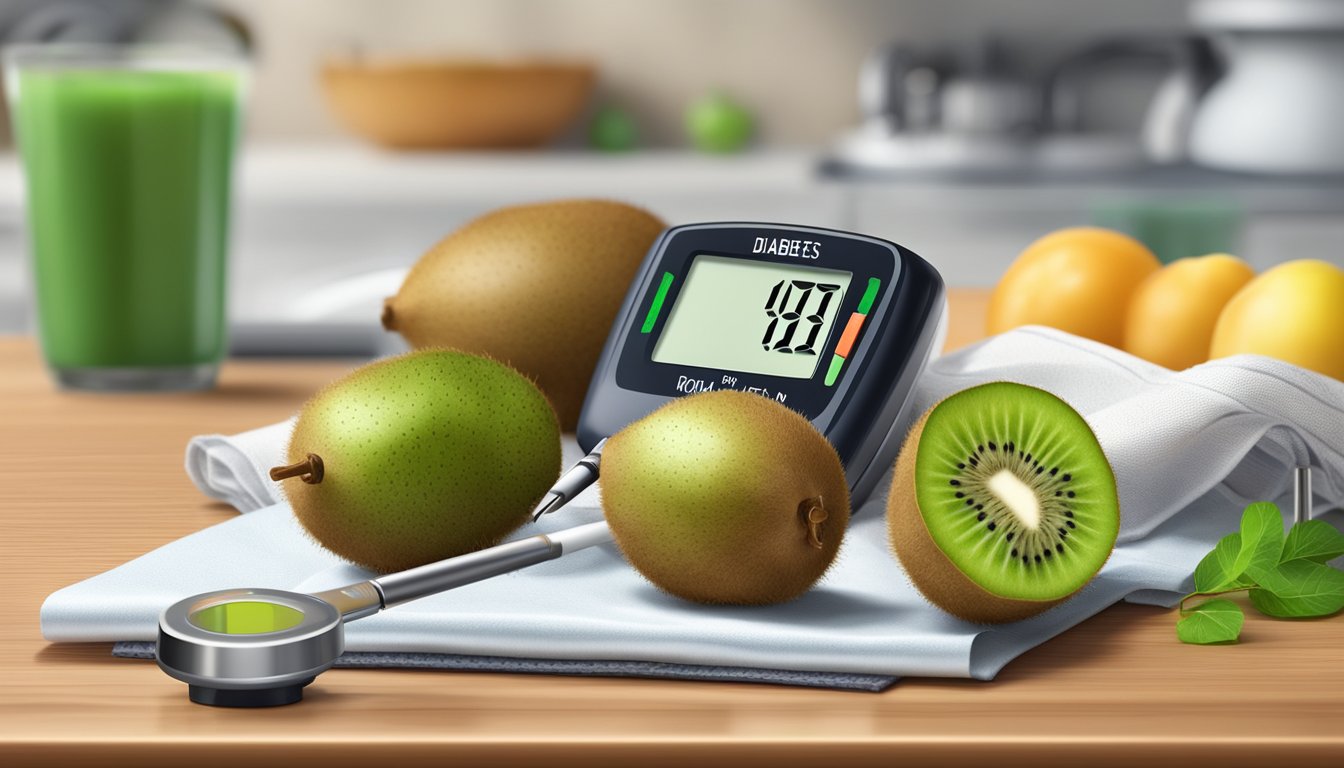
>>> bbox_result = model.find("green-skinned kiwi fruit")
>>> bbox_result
[887,382,1119,623]
[600,390,850,606]
[271,349,561,573]
[382,199,665,430]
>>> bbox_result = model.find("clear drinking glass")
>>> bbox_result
[5,45,245,390]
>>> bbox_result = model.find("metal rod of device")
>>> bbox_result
[372,521,613,608]
[311,581,383,621]
[374,536,560,607]
[532,438,607,520]
[1294,465,1313,525]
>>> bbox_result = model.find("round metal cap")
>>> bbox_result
[156,588,343,706]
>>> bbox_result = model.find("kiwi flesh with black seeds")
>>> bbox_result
[887,382,1119,623]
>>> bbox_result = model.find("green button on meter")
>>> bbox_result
[857,277,881,314]
[824,354,845,386]
[640,272,675,333]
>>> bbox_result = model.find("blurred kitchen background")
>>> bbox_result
[2,0,1342,350]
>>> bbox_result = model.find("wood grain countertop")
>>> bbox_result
[1,289,1341,767]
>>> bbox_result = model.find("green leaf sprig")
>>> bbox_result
[1177,502,1344,645]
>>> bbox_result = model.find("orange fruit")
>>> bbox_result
[988,227,1160,346]
[1210,259,1344,380]
[1123,254,1255,370]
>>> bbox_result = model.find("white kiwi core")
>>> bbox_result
[986,469,1041,530]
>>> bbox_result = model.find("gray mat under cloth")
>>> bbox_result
[112,641,899,692]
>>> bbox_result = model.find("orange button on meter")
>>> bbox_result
[835,312,866,358]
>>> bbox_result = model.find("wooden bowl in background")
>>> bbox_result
[320,57,595,149]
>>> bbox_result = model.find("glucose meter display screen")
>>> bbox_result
[652,255,853,379]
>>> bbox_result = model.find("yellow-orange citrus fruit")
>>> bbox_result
[988,227,1161,346]
[1123,253,1255,370]
[1210,259,1344,380]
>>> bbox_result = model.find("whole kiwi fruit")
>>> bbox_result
[382,199,665,429]
[600,390,850,606]
[272,349,561,572]
[887,382,1119,623]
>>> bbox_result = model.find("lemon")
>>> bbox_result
[1210,259,1344,380]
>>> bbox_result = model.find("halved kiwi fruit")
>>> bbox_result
[887,382,1119,623]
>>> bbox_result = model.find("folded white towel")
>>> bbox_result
[42,327,1344,681]
[184,418,294,512]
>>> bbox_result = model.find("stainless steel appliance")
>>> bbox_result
[831,34,1220,176]
[1189,0,1344,174]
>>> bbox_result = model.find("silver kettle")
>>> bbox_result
[1043,35,1223,165]
[1187,0,1344,174]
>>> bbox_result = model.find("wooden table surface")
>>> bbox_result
[1,288,1341,767]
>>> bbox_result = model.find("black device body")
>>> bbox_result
[576,222,945,506]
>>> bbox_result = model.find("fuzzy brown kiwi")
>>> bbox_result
[272,348,561,573]
[382,199,665,429]
[600,389,850,606]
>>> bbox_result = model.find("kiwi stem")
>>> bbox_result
[380,299,397,331]
[1179,588,1251,615]
[269,453,325,485]
[801,497,828,549]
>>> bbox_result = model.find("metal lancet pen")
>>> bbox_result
[532,438,606,521]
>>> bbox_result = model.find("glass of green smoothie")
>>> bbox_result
[5,45,245,390]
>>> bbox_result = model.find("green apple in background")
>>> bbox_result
[588,105,638,152]
[686,91,754,153]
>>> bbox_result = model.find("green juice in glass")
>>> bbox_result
[8,48,242,390]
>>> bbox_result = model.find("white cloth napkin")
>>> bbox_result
[41,327,1344,682]
[184,418,295,512]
